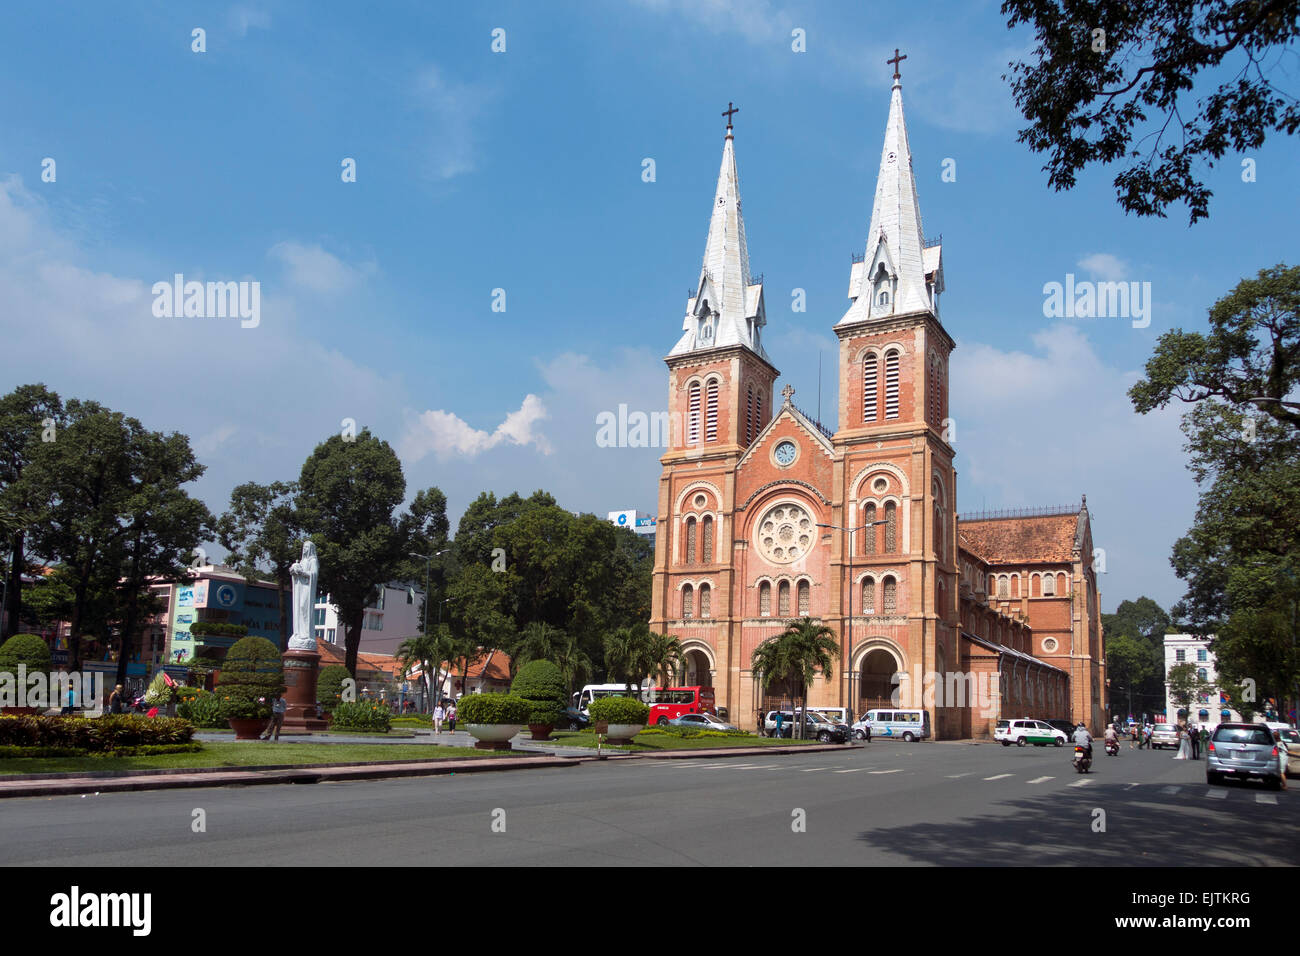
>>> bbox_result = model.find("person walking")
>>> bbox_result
[108,684,126,715]
[1173,722,1190,760]
[1273,729,1289,791]
[447,700,457,732]
[774,711,785,739]
[1129,722,1138,750]
[757,709,766,737]
[1189,724,1201,760]
[433,700,445,735]
[261,690,287,741]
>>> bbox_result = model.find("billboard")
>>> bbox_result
[608,510,656,535]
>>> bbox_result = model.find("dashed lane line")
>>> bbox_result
[868,769,905,775]
[1027,776,1055,784]
[1256,793,1278,805]
[983,773,1014,781]
[1068,778,1093,787]
[1206,788,1228,799]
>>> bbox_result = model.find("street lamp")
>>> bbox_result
[410,549,449,713]
[818,519,887,723]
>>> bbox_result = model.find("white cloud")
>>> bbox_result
[195,424,239,457]
[269,241,373,294]
[1078,253,1130,282]
[629,0,791,44]
[228,6,271,37]
[401,395,552,461]
[413,65,493,181]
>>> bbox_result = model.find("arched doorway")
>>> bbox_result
[859,646,902,712]
[682,649,711,687]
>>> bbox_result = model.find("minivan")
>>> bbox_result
[854,708,930,741]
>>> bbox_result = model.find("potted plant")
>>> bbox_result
[458,693,530,750]
[588,696,650,744]
[510,660,567,740]
[0,634,52,714]
[215,636,283,739]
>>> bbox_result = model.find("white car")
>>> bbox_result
[1266,722,1300,775]
[994,718,1068,747]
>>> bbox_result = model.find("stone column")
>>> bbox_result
[280,648,328,733]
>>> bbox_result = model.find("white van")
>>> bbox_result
[853,708,930,742]
[808,707,851,726]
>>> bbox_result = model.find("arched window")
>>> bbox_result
[778,580,791,616]
[1057,572,1068,595]
[687,382,701,445]
[797,580,810,615]
[705,379,719,442]
[882,576,897,614]
[700,584,711,619]
[701,515,714,563]
[682,584,694,619]
[878,290,890,306]
[885,350,900,419]
[998,576,1009,598]
[759,581,771,616]
[863,352,878,422]
[884,501,897,551]
[1197,667,1207,681]
[1042,574,1054,596]
[685,517,697,566]
[862,502,877,555]
[746,386,754,443]
[862,577,875,613]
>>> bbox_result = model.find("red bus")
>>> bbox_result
[648,686,716,725]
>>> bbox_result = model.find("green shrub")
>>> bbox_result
[190,622,249,638]
[588,696,649,726]
[317,664,352,713]
[457,693,530,725]
[0,634,52,677]
[176,689,226,728]
[216,637,283,712]
[526,699,565,726]
[331,700,393,733]
[0,714,195,751]
[175,685,205,701]
[510,660,566,703]
[217,696,270,720]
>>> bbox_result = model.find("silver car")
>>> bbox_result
[667,712,738,732]
[1206,723,1284,788]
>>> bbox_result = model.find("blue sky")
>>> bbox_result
[1,1,1295,614]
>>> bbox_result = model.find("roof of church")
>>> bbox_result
[964,631,1069,676]
[670,121,768,361]
[957,511,1082,565]
[838,76,940,327]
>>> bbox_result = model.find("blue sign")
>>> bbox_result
[213,583,239,609]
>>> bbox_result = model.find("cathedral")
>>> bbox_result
[649,69,1105,739]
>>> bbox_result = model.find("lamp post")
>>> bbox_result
[818,519,887,721]
[409,549,448,711]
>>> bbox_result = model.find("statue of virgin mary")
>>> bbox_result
[287,540,320,651]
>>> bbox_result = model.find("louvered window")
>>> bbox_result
[700,584,711,619]
[884,501,897,551]
[685,518,696,565]
[862,578,875,613]
[682,585,694,619]
[863,503,877,555]
[759,581,771,616]
[998,576,1009,598]
[705,380,719,442]
[797,580,809,615]
[778,581,791,616]
[756,392,763,429]
[863,353,878,422]
[687,382,701,445]
[1043,574,1055,596]
[883,577,897,614]
[747,387,754,443]
[885,350,900,419]
[701,516,713,563]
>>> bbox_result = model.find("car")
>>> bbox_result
[562,706,591,731]
[764,710,849,743]
[667,712,738,732]
[1042,719,1077,739]
[856,708,930,741]
[994,718,1067,747]
[1265,723,1300,776]
[1150,723,1180,749]
[1206,722,1286,788]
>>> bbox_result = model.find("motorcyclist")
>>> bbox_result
[1103,723,1119,754]
[1072,722,1093,759]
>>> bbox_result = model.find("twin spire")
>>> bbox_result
[672,62,942,361]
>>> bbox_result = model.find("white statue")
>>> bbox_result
[287,540,320,651]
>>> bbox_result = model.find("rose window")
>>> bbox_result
[757,504,813,563]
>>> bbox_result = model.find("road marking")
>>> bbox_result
[946,773,973,778]
[1256,794,1278,805]
[798,767,833,772]
[699,763,759,770]
[1124,783,1140,790]
[1027,776,1055,784]
[868,769,904,775]
[983,773,1013,781]
[1161,786,1181,794]
[833,768,865,773]
[735,764,782,770]
[1068,778,1093,787]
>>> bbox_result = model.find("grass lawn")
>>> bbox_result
[0,741,513,776]
[539,731,823,752]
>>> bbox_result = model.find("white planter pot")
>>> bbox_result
[466,723,524,743]
[605,723,644,742]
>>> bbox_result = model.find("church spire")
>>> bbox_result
[669,106,768,360]
[839,58,942,326]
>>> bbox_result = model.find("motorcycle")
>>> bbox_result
[1073,744,1092,773]
[1105,738,1119,756]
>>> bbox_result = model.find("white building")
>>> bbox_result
[1163,633,1241,726]
[315,582,425,656]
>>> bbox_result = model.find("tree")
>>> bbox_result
[295,429,407,677]
[396,630,457,712]
[0,384,64,640]
[603,624,655,694]
[750,617,840,739]
[216,481,300,647]
[1167,661,1216,722]
[1003,0,1300,223]
[508,621,565,678]
[1105,632,1160,718]
[396,486,451,634]
[646,631,684,689]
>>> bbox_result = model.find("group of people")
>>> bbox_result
[431,700,458,733]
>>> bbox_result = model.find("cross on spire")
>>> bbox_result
[887,48,907,80]
[781,383,795,404]
[722,102,739,130]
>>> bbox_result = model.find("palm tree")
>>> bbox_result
[646,632,685,690]
[509,621,564,677]
[604,624,654,695]
[552,634,593,700]
[750,616,840,739]
[396,624,460,712]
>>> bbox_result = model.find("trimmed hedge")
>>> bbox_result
[525,700,565,725]
[0,634,52,676]
[330,700,392,733]
[0,715,196,752]
[190,622,249,638]
[639,726,748,739]
[510,660,566,703]
[216,637,283,717]
[588,696,649,726]
[0,743,203,759]
[457,693,530,725]
[317,664,352,713]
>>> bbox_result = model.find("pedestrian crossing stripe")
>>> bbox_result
[983,773,1013,781]
[1068,779,1092,787]
[1206,789,1227,799]
[868,769,904,774]
[1256,794,1278,805]
[1027,776,1054,784]
[1160,785,1180,794]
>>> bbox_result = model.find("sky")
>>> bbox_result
[1,0,1295,615]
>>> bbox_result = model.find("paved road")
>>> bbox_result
[3,741,1294,865]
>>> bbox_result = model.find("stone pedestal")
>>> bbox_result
[281,648,328,733]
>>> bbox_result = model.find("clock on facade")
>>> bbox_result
[774,440,797,466]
